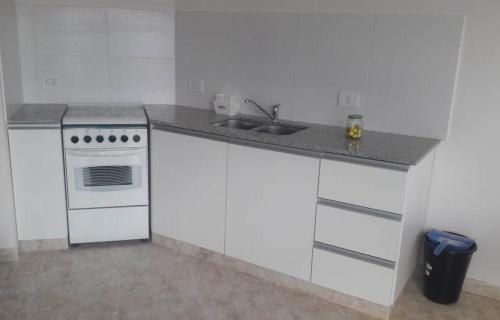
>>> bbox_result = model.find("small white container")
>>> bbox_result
[213,95,241,116]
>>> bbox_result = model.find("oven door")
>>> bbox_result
[65,148,148,210]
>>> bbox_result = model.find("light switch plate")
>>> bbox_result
[338,91,360,108]
[189,79,204,93]
[42,77,58,88]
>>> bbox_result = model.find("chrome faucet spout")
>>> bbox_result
[244,98,280,121]
[271,104,280,121]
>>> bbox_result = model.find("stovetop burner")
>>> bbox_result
[63,104,147,127]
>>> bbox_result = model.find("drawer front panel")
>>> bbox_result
[315,202,401,261]
[311,247,394,306]
[318,159,407,214]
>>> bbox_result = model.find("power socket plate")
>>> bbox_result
[188,79,204,93]
[338,92,360,108]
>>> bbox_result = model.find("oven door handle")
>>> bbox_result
[66,148,146,157]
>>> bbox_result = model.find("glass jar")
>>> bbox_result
[346,114,364,139]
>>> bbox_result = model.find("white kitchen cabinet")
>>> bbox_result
[148,126,435,310]
[8,128,68,241]
[312,152,435,306]
[151,130,227,253]
[225,144,319,281]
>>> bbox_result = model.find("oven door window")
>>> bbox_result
[75,165,142,191]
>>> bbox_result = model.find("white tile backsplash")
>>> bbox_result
[176,11,464,139]
[229,13,298,118]
[364,14,464,138]
[16,4,38,103]
[107,8,174,58]
[293,13,374,126]
[34,6,107,56]
[17,4,463,138]
[109,58,175,104]
[36,55,108,103]
[17,3,175,104]
[174,12,233,112]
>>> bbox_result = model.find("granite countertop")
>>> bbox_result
[7,104,440,165]
[145,105,440,166]
[8,104,68,128]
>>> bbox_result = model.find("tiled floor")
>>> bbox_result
[0,243,498,320]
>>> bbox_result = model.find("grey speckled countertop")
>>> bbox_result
[7,104,440,166]
[8,104,68,128]
[146,105,440,166]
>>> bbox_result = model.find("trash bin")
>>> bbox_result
[423,230,477,304]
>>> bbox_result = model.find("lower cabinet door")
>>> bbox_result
[8,128,68,241]
[311,247,395,306]
[151,130,227,253]
[225,144,319,281]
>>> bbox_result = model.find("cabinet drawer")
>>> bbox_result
[318,159,407,214]
[315,202,401,261]
[311,246,394,306]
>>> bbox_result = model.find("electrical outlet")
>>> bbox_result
[188,79,204,93]
[338,91,360,108]
[42,77,58,88]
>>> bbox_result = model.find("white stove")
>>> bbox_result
[63,105,149,244]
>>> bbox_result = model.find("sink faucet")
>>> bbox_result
[244,98,280,121]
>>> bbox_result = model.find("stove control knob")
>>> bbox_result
[133,135,141,143]
[96,135,104,143]
[71,136,79,144]
[109,135,117,143]
[84,135,92,143]
[121,135,129,143]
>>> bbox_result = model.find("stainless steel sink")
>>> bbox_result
[254,124,306,136]
[212,119,261,130]
[212,118,307,136]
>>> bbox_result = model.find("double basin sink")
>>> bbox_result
[212,119,307,136]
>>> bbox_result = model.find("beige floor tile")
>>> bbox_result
[0,242,497,320]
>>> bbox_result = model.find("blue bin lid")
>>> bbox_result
[427,230,475,256]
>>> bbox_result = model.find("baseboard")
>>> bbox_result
[18,238,69,252]
[0,247,18,262]
[152,232,391,320]
[463,278,500,301]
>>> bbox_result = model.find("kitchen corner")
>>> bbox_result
[5,102,439,317]
[1,1,499,319]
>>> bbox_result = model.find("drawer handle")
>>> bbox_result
[314,241,396,269]
[317,198,402,222]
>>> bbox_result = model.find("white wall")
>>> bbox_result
[0,0,20,254]
[425,13,500,287]
[0,60,18,254]
[175,0,494,14]
[176,11,463,139]
[15,0,175,11]
[177,0,500,287]
[16,0,175,107]
[0,0,24,117]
